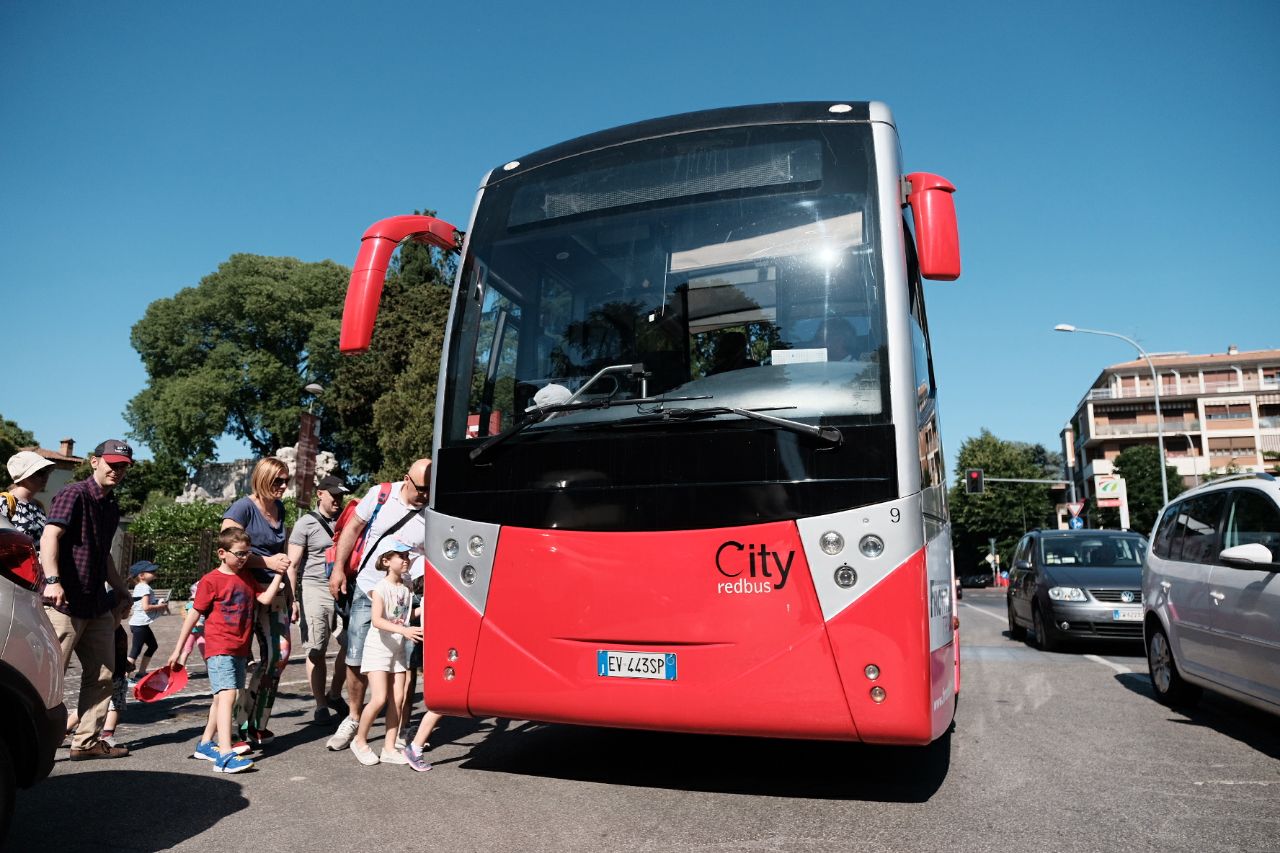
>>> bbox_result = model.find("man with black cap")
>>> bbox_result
[39,439,134,760]
[287,474,351,722]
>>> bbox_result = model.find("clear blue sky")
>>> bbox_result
[3,1,1277,474]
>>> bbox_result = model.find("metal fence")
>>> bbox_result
[120,529,216,596]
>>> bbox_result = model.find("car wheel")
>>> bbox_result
[0,738,14,841]
[1007,598,1026,641]
[1032,604,1060,652]
[1146,622,1201,708]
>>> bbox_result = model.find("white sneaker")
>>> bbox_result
[351,741,380,766]
[326,716,360,751]
[380,747,409,765]
[394,738,406,751]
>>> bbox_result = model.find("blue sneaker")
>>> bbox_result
[214,751,254,774]
[193,740,220,762]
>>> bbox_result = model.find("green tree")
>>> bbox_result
[0,415,38,485]
[127,254,348,470]
[1095,444,1186,533]
[950,430,1060,573]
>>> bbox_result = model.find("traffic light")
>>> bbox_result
[964,468,985,494]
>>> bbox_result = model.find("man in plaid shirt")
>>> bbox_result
[40,439,135,760]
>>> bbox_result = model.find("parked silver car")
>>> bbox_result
[1143,473,1280,715]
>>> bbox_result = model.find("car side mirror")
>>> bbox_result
[1218,543,1275,568]
[1014,559,1031,571]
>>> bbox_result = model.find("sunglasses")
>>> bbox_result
[271,477,290,487]
[227,549,251,559]
[406,476,429,495]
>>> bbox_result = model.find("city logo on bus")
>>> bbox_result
[715,540,794,594]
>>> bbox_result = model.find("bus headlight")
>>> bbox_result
[819,531,845,555]
[443,538,459,560]
[834,565,858,588]
[468,535,485,557]
[870,686,887,703]
[859,534,884,559]
[461,565,477,586]
[864,664,880,681]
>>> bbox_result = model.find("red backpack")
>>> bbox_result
[323,482,392,579]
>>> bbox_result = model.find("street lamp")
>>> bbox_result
[305,382,324,413]
[1054,324,1169,507]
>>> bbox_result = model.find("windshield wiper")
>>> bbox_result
[610,405,842,447]
[468,394,712,462]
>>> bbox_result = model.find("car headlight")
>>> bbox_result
[1048,586,1087,602]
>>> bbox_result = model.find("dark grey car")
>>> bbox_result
[1006,530,1149,651]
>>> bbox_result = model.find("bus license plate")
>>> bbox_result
[597,650,677,681]
[1112,609,1142,621]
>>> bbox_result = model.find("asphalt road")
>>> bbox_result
[11,588,1279,853]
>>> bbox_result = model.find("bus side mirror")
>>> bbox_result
[340,214,463,353]
[905,172,960,281]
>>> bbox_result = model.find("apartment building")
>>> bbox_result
[1062,345,1280,500]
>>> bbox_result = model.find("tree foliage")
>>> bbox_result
[127,254,348,470]
[0,415,38,486]
[1094,444,1185,534]
[949,429,1062,572]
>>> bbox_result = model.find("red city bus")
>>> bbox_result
[341,102,961,744]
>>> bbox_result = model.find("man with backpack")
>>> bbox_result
[325,458,430,751]
[287,474,350,723]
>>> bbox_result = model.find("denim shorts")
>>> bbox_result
[344,586,372,667]
[207,654,247,694]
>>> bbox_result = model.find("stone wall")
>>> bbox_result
[176,446,337,504]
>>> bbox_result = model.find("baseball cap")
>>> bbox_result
[316,474,350,497]
[6,450,54,484]
[93,439,134,465]
[128,560,159,578]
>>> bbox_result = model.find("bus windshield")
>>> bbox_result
[442,122,887,444]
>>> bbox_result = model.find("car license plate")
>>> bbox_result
[597,650,677,681]
[1112,609,1142,621]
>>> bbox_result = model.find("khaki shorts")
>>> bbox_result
[300,582,337,657]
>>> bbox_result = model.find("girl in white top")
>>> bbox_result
[351,541,421,766]
[127,561,169,680]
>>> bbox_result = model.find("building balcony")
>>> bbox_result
[1086,378,1279,401]
[1089,420,1202,438]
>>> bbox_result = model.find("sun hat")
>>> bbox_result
[6,450,54,484]
[132,664,189,703]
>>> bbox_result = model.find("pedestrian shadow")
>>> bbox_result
[8,769,248,851]
[455,720,951,802]
[1114,672,1280,760]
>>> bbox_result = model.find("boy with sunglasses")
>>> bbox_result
[166,526,288,773]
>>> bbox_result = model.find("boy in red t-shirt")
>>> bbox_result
[167,527,288,773]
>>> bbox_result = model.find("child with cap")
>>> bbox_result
[127,560,169,682]
[349,540,421,766]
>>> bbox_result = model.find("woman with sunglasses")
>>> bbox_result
[221,456,295,748]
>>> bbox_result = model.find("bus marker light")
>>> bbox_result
[447,648,459,661]
[870,686,887,703]
[461,565,477,586]
[503,160,520,171]
[819,531,844,556]
[859,534,884,558]
[834,565,857,588]
[864,664,880,681]
[468,535,485,557]
[444,667,456,680]
[828,103,854,114]
[443,538,460,559]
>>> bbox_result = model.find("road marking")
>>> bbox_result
[1193,780,1275,787]
[960,602,1006,623]
[1083,654,1131,674]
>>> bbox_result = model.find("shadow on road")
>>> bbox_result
[8,769,248,852]
[1114,672,1280,760]
[455,720,952,802]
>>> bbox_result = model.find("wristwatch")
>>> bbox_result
[44,576,61,584]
